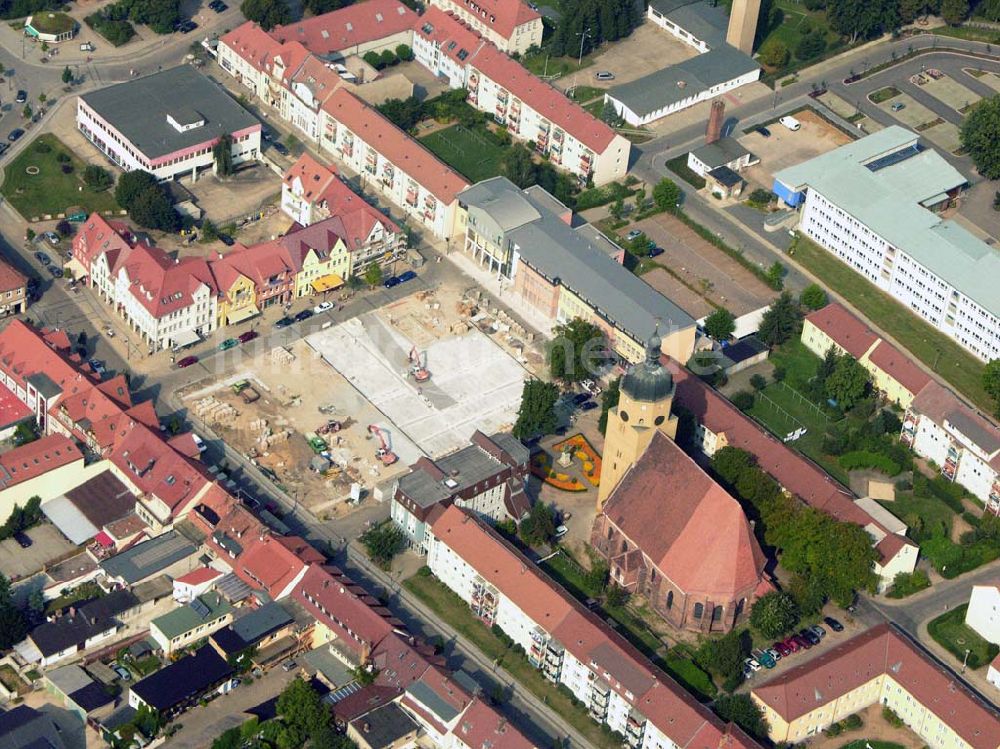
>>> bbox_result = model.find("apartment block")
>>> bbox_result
[774,127,999,362]
[427,0,541,53]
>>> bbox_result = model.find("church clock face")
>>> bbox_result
[654,415,665,426]
[620,411,629,422]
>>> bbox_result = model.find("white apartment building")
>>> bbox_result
[774,127,1000,363]
[319,88,467,239]
[427,0,542,53]
[966,584,1000,644]
[902,381,1000,514]
[426,504,750,749]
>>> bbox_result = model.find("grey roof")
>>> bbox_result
[215,572,254,602]
[130,645,232,712]
[80,66,259,160]
[349,703,418,749]
[64,471,136,528]
[608,45,759,117]
[25,372,62,400]
[773,126,997,317]
[0,706,66,749]
[460,178,695,344]
[228,601,294,646]
[100,531,196,585]
[397,431,527,510]
[29,591,138,656]
[649,0,727,46]
[691,137,751,170]
[302,644,356,686]
[948,409,1000,454]
[46,665,94,696]
[42,495,99,545]
[621,332,673,402]
[404,680,462,722]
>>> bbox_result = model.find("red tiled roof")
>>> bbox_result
[430,505,732,748]
[270,0,418,56]
[468,42,616,152]
[306,173,403,252]
[874,532,908,564]
[114,244,216,318]
[752,624,1000,747]
[111,423,210,514]
[220,22,281,72]
[602,432,767,601]
[866,341,931,397]
[73,213,136,274]
[434,0,540,39]
[0,256,25,293]
[452,698,535,749]
[175,566,223,586]
[804,302,879,359]
[283,153,338,200]
[414,6,487,66]
[236,532,313,597]
[0,380,31,430]
[0,434,82,489]
[322,88,469,204]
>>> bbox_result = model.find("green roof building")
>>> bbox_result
[150,592,233,654]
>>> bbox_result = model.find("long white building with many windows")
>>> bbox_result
[773,127,999,363]
[426,504,759,749]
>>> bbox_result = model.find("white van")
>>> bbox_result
[779,115,801,131]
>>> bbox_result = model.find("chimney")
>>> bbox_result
[706,100,725,145]
[363,722,371,733]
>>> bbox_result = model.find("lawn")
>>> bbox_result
[567,85,604,103]
[870,86,901,104]
[404,572,620,749]
[665,155,706,189]
[419,125,506,183]
[2,134,119,219]
[877,492,955,539]
[759,0,843,71]
[791,237,990,412]
[522,50,594,78]
[927,604,999,669]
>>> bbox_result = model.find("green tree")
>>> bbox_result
[240,0,291,30]
[714,694,769,740]
[827,0,898,42]
[598,376,621,434]
[363,263,383,288]
[363,50,383,69]
[84,164,113,191]
[652,177,681,212]
[201,219,220,243]
[360,522,406,569]
[765,260,785,289]
[799,283,827,310]
[22,104,31,120]
[703,307,736,341]
[940,0,969,23]
[758,39,789,67]
[549,318,606,384]
[0,573,27,650]
[984,359,1000,418]
[213,133,234,177]
[794,31,826,61]
[379,49,397,68]
[276,677,331,747]
[757,292,801,346]
[501,144,537,189]
[696,628,750,683]
[599,99,624,127]
[519,501,556,546]
[750,374,767,391]
[962,96,1000,179]
[115,170,159,211]
[395,44,413,61]
[377,96,425,130]
[732,390,755,411]
[749,591,799,638]
[129,183,179,232]
[61,66,73,84]
[824,354,870,410]
[512,380,559,439]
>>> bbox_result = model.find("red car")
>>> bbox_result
[774,641,791,657]
[238,330,259,343]
[783,637,800,653]
[177,355,199,368]
[794,634,812,649]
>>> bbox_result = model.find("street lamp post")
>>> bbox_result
[962,648,971,673]
[577,28,591,67]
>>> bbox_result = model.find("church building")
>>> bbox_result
[591,332,771,633]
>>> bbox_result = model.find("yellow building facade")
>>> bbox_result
[217,275,259,328]
[294,240,350,299]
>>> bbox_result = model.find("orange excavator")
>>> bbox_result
[368,424,398,466]
[408,345,430,383]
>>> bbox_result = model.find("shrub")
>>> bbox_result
[56,152,70,163]
[84,164,113,191]
[732,391,755,411]
[750,374,767,391]
[882,707,903,728]
[34,141,51,154]
[838,450,901,476]
[842,713,863,730]
[60,164,73,174]
[823,722,842,737]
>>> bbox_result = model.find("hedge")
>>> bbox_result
[837,450,901,477]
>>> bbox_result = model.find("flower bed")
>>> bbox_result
[531,434,603,491]
[531,451,585,491]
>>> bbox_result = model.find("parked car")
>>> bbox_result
[7,128,24,142]
[774,641,791,657]
[824,616,844,633]
[793,633,813,649]
[314,301,334,314]
[800,628,821,646]
[174,19,197,32]
[294,309,314,322]
[594,71,615,81]
[15,90,26,104]
[648,245,664,257]
[47,265,63,277]
[744,657,761,672]
[0,143,9,157]
[554,524,568,538]
[112,665,131,681]
[383,276,401,289]
[238,330,260,343]
[34,251,50,264]
[13,531,31,548]
[397,270,417,284]
[766,647,781,662]
[573,392,591,405]
[581,379,602,396]
[810,624,827,640]
[271,141,290,156]
[219,234,235,246]
[43,231,60,246]
[580,400,599,411]
[625,229,643,242]
[891,102,905,111]
[177,355,199,368]
[88,358,106,376]
[274,316,295,328]
[282,660,297,672]
[779,115,801,131]
[756,126,771,138]
[219,338,239,351]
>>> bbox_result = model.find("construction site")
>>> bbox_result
[181,285,543,517]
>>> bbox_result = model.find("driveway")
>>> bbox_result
[0,524,76,582]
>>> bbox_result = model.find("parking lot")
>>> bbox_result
[913,70,980,113]
[740,108,853,190]
[871,91,963,154]
[0,524,76,582]
[633,212,778,319]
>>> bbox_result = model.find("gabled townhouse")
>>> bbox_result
[276,218,351,297]
[390,430,530,553]
[318,88,468,238]
[281,154,406,274]
[412,8,630,185]
[426,0,541,54]
[426,505,760,749]
[268,0,417,61]
[0,435,84,525]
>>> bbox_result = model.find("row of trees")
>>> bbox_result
[362,44,414,71]
[545,0,643,59]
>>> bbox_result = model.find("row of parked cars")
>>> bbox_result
[744,616,843,678]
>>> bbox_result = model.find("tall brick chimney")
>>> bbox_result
[706,100,725,145]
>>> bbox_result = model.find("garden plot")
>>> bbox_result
[306,312,530,458]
